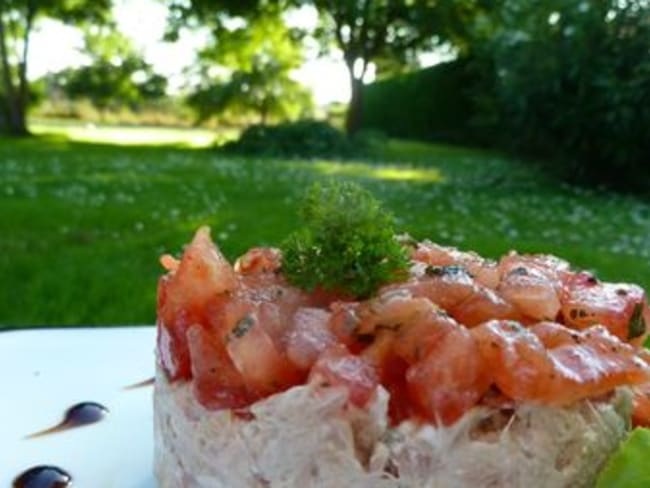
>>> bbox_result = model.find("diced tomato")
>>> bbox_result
[157,318,190,380]
[473,320,650,406]
[362,332,412,423]
[308,286,355,307]
[234,247,282,274]
[225,310,304,397]
[407,325,490,425]
[328,301,367,352]
[166,227,237,317]
[157,227,237,379]
[382,356,412,424]
[310,346,378,407]
[452,286,521,327]
[392,268,476,312]
[498,254,563,321]
[412,241,500,289]
[562,272,649,341]
[499,252,570,281]
[158,229,650,426]
[392,307,457,364]
[157,275,192,380]
[355,293,433,336]
[254,288,311,347]
[186,324,250,410]
[286,308,337,370]
[160,254,180,272]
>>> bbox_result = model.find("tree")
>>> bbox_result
[0,0,111,135]
[0,81,6,130]
[47,27,167,112]
[167,0,465,134]
[186,7,312,125]
[307,0,464,134]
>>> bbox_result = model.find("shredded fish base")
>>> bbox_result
[154,367,631,488]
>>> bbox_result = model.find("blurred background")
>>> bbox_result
[1,0,649,327]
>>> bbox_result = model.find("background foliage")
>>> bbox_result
[360,59,475,144]
[361,0,650,190]
[472,0,650,191]
[44,27,166,112]
[186,6,313,125]
[222,119,358,158]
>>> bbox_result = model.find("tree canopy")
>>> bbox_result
[0,0,111,134]
[46,26,166,112]
[178,4,313,124]
[167,0,465,133]
[306,0,468,133]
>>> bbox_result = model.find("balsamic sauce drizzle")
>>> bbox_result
[12,465,72,488]
[16,373,153,482]
[123,376,155,390]
[26,402,109,439]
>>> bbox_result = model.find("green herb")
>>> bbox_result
[281,181,409,298]
[425,265,470,277]
[628,303,646,340]
[230,314,255,339]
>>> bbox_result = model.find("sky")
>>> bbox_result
[28,0,452,106]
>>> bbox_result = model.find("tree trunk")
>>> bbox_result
[344,63,364,135]
[0,2,30,136]
[16,0,36,135]
[259,98,270,126]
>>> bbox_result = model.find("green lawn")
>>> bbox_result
[30,118,236,148]
[2,126,650,328]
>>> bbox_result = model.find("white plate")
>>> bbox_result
[0,327,157,487]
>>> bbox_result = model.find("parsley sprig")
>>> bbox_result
[281,181,409,298]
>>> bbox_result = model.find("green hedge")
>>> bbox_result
[360,60,476,144]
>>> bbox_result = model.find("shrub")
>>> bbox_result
[221,119,373,158]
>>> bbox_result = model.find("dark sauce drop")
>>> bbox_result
[13,465,71,488]
[26,402,109,439]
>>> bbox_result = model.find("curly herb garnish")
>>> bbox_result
[281,181,409,298]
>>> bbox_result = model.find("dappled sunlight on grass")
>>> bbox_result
[378,139,496,165]
[310,160,444,183]
[30,120,227,148]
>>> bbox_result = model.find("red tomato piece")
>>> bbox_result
[328,301,367,352]
[310,347,379,407]
[157,227,237,380]
[412,241,500,289]
[452,286,521,327]
[406,325,490,425]
[234,247,282,274]
[562,272,649,341]
[473,320,650,406]
[498,254,563,322]
[392,306,457,364]
[225,310,304,397]
[157,275,193,380]
[186,324,250,410]
[362,331,413,424]
[286,308,337,370]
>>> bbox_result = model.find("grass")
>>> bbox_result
[2,124,650,328]
[30,118,237,148]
